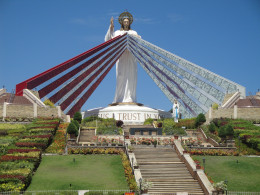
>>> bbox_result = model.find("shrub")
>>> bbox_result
[116,120,124,127]
[83,116,102,123]
[209,123,217,133]
[218,126,226,139]
[226,125,234,136]
[72,120,80,130]
[73,111,82,124]
[195,113,206,127]
[43,99,55,108]
[175,118,196,129]
[144,118,154,125]
[66,122,78,136]
[212,103,219,110]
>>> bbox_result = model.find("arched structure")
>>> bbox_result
[16,34,245,117]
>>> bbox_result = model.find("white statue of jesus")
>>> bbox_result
[105,11,140,103]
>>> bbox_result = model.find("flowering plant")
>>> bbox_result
[213,181,227,191]
[140,179,153,190]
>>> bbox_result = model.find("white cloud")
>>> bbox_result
[107,11,120,16]
[83,35,104,43]
[69,18,88,25]
[167,13,184,23]
[69,16,106,27]
[135,17,155,24]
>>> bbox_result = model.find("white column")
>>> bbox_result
[3,102,7,118]
[57,106,61,118]
[33,103,37,118]
[209,106,212,121]
[66,115,71,123]
[234,104,238,119]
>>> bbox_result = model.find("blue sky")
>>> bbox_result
[1,0,260,112]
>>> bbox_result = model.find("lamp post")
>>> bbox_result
[203,157,206,173]
[131,157,134,174]
[139,178,142,194]
[238,135,241,155]
[224,179,228,195]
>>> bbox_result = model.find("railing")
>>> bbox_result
[1,189,131,195]
[76,127,81,143]
[8,89,15,103]
[227,192,260,195]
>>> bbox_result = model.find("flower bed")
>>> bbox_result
[187,149,239,156]
[130,137,175,145]
[7,148,41,153]
[0,155,39,162]
[22,134,53,139]
[91,136,124,145]
[0,161,35,171]
[68,148,122,155]
[15,142,47,149]
[0,118,61,192]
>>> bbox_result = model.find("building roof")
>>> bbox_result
[0,93,32,105]
[236,98,260,108]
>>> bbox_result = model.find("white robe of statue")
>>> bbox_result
[105,25,140,103]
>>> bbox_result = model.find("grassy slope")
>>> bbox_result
[194,156,260,191]
[27,155,128,190]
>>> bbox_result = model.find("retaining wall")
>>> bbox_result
[1,103,68,121]
[206,107,260,122]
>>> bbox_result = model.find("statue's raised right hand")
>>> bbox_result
[110,16,114,29]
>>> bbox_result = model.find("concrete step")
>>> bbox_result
[138,162,184,165]
[148,190,203,193]
[149,191,204,195]
[143,176,194,180]
[136,158,181,162]
[149,188,203,191]
[152,184,201,187]
[134,146,204,194]
[142,173,192,177]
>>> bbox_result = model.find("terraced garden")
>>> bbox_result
[0,119,60,191]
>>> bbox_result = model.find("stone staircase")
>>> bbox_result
[78,129,95,143]
[133,146,204,194]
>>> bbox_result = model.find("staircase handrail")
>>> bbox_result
[125,145,142,188]
[76,127,81,144]
[221,91,240,108]
[23,89,46,107]
[0,88,6,96]
[198,128,208,140]
[8,89,15,103]
[174,140,214,195]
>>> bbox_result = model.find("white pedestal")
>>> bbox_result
[83,103,172,125]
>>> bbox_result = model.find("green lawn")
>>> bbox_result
[27,155,129,190]
[193,156,260,191]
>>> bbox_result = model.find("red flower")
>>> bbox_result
[8,149,41,153]
[0,155,37,161]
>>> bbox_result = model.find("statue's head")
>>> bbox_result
[122,18,130,30]
[118,11,133,31]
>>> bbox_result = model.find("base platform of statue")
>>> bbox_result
[82,103,172,125]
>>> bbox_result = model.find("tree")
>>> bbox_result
[72,119,79,130]
[218,126,226,139]
[212,103,219,110]
[116,120,124,127]
[209,122,216,133]
[73,111,82,124]
[67,122,78,136]
[195,113,206,127]
[225,125,234,138]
